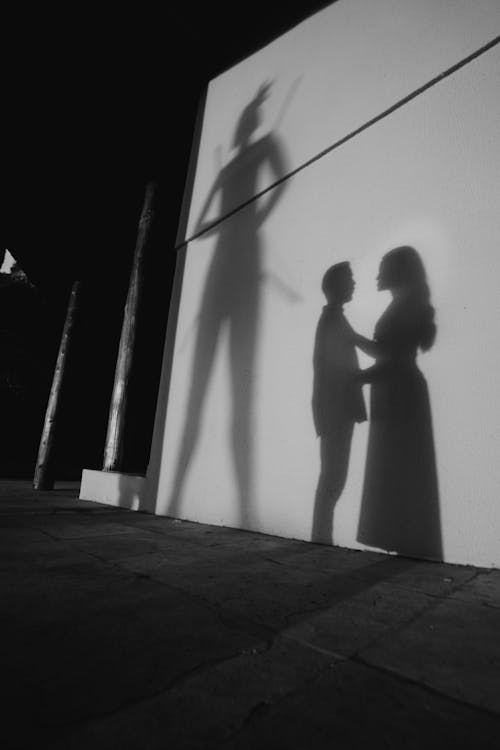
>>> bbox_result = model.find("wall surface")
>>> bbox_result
[146,0,500,567]
[182,0,500,243]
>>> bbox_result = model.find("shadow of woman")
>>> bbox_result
[356,246,442,560]
[168,82,288,528]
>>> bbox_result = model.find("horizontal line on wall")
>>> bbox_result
[177,34,500,251]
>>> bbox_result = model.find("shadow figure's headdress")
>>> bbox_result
[232,81,272,148]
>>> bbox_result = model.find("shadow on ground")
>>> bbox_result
[1,481,500,749]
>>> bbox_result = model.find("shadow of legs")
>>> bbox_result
[312,425,353,544]
[168,316,222,516]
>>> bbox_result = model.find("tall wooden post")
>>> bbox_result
[103,180,157,472]
[33,280,81,490]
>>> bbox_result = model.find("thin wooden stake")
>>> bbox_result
[33,280,81,490]
[103,181,157,472]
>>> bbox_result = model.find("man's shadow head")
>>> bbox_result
[322,261,355,305]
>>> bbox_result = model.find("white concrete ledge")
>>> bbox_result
[80,469,146,511]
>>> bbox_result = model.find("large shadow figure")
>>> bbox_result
[168,83,288,527]
[311,262,367,544]
[356,246,442,560]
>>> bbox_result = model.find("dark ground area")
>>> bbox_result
[1,480,500,749]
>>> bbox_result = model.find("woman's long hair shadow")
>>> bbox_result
[168,83,289,528]
[357,246,442,560]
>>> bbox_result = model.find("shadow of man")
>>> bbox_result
[311,262,367,544]
[168,82,288,528]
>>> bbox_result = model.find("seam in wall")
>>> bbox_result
[177,34,500,251]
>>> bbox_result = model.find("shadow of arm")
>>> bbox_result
[353,332,380,358]
[193,176,222,237]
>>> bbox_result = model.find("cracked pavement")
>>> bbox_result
[1,481,500,749]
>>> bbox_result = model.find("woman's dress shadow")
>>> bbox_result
[357,247,442,560]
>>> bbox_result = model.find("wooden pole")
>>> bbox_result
[33,280,81,490]
[103,180,157,472]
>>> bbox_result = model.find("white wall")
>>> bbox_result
[183,0,500,242]
[147,0,500,567]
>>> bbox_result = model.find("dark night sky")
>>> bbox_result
[3,2,331,282]
[1,2,330,477]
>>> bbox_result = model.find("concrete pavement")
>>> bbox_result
[1,481,499,749]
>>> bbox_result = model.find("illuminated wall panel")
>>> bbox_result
[147,1,500,567]
[183,0,500,241]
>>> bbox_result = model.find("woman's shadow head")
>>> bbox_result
[377,246,427,294]
[377,246,436,351]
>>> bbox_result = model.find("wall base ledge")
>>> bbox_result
[80,469,145,511]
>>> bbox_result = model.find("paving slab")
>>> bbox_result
[2,585,265,744]
[0,561,147,622]
[275,546,479,595]
[192,559,426,633]
[69,532,196,562]
[220,658,500,750]
[448,569,500,608]
[281,578,434,657]
[1,481,500,750]
[0,539,98,571]
[47,639,335,750]
[27,516,142,540]
[0,526,58,544]
[359,596,500,714]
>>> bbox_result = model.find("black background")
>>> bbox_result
[1,1,330,477]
